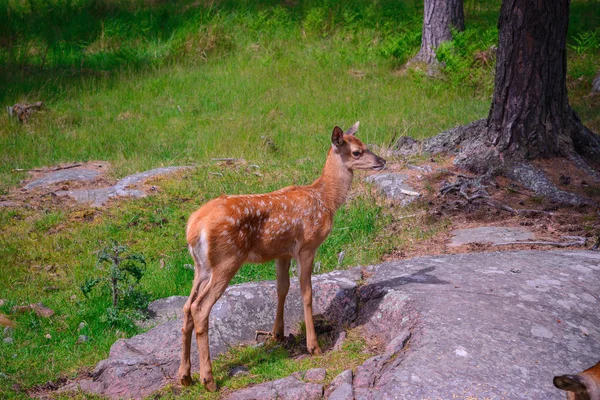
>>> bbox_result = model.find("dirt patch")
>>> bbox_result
[1,161,114,209]
[380,155,600,261]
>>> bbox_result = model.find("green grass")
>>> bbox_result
[0,0,598,398]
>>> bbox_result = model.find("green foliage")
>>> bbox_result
[379,20,422,64]
[568,29,600,54]
[81,241,150,328]
[436,26,498,92]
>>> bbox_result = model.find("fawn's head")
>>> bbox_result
[331,122,386,171]
[554,362,600,400]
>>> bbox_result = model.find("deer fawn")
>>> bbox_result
[554,362,600,400]
[177,123,385,391]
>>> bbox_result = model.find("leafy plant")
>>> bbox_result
[568,29,600,54]
[81,241,150,327]
[436,26,498,92]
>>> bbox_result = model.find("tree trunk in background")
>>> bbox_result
[486,0,597,160]
[412,0,465,64]
[398,0,600,204]
[454,0,600,174]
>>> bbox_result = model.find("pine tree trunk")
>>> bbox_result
[453,0,600,175]
[486,0,575,160]
[413,0,465,64]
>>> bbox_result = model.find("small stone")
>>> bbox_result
[325,370,353,398]
[78,322,87,331]
[45,333,51,339]
[4,337,14,344]
[333,331,347,351]
[70,295,77,301]
[77,335,89,344]
[30,303,54,318]
[0,371,8,379]
[3,326,14,337]
[0,299,5,306]
[304,368,326,383]
[229,365,249,377]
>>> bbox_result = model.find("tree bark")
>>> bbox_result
[412,0,465,64]
[454,0,600,176]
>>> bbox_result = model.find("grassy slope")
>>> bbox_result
[0,0,597,398]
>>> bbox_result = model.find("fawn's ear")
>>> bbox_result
[332,126,345,147]
[553,375,587,393]
[345,121,359,136]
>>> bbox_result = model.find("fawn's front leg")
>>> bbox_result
[273,256,291,340]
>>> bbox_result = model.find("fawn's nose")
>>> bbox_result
[377,156,386,166]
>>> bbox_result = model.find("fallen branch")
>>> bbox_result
[484,200,553,217]
[211,158,243,162]
[399,188,420,196]
[493,236,586,248]
[12,163,83,173]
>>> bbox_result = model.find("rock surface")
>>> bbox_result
[365,173,420,206]
[449,226,536,247]
[60,251,600,399]
[225,375,323,400]
[55,166,189,207]
[23,169,101,190]
[60,269,361,399]
[593,71,600,93]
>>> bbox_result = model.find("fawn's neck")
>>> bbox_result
[312,147,354,212]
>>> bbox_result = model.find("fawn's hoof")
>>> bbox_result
[179,374,193,387]
[308,346,322,355]
[203,377,218,392]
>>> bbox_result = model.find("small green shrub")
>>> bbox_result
[568,29,600,54]
[81,241,150,328]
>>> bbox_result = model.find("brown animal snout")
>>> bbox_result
[373,156,386,171]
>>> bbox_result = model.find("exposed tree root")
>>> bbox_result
[493,236,587,248]
[397,120,600,207]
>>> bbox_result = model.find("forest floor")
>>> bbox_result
[379,154,600,260]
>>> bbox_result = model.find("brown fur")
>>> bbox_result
[0,314,15,328]
[178,123,385,391]
[554,362,600,400]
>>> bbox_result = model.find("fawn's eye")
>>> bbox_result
[352,151,361,157]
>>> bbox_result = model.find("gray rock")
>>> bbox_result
[327,382,353,400]
[225,375,323,400]
[592,71,600,93]
[60,268,361,399]
[59,250,600,400]
[303,368,326,383]
[136,295,187,329]
[78,322,87,331]
[449,226,536,247]
[353,251,600,400]
[229,365,250,377]
[325,370,352,398]
[55,166,190,207]
[3,326,13,338]
[394,136,419,156]
[365,173,420,206]
[332,331,346,351]
[24,169,100,190]
[77,335,89,344]
[3,337,13,344]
